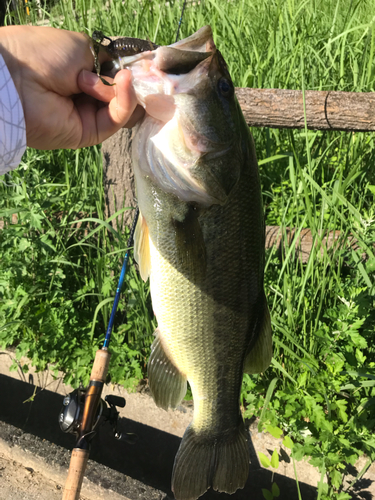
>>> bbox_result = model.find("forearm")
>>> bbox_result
[0,26,26,95]
[0,35,26,174]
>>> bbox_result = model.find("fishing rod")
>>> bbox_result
[60,3,188,497]
[60,209,138,500]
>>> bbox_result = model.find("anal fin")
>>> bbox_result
[148,329,187,410]
[134,210,151,281]
[244,292,272,374]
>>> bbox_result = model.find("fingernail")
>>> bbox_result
[81,69,99,86]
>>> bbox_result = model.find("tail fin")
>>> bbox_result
[172,422,249,500]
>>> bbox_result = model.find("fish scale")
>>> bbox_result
[148,158,261,425]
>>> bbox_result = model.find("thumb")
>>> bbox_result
[107,69,138,127]
[76,69,139,147]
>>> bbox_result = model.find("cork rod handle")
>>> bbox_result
[62,449,89,500]
[62,349,111,499]
[90,348,111,381]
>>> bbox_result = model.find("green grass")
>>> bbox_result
[0,146,155,387]
[2,1,375,498]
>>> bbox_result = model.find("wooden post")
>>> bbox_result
[102,128,137,230]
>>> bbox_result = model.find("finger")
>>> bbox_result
[124,104,145,128]
[107,69,138,125]
[78,69,116,102]
[76,69,138,147]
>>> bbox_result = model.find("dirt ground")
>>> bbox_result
[0,349,374,500]
[0,452,64,500]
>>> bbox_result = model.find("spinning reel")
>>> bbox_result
[59,388,136,444]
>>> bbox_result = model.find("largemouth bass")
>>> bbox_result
[97,26,272,500]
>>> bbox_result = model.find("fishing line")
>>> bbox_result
[175,0,187,43]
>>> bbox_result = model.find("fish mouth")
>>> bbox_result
[153,47,213,75]
[154,25,215,74]
[122,30,234,157]
[116,25,216,81]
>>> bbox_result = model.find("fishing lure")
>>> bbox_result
[88,30,159,85]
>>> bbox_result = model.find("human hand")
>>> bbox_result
[0,25,143,150]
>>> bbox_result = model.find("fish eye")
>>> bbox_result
[218,78,233,98]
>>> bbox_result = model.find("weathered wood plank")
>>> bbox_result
[0,215,362,262]
[236,87,375,131]
[101,128,136,230]
[265,225,360,263]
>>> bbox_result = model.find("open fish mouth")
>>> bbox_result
[115,25,215,72]
[95,26,236,206]
[113,26,218,110]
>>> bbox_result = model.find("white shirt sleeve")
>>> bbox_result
[0,53,26,176]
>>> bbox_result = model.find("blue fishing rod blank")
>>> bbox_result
[103,207,139,349]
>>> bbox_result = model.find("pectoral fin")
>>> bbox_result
[243,293,272,374]
[134,211,151,281]
[173,205,206,280]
